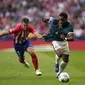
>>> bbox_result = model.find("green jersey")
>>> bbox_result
[43,18,74,41]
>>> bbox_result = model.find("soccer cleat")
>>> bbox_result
[55,64,59,72]
[35,69,42,76]
[24,61,30,68]
[56,73,60,78]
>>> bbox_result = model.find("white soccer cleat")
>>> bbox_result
[56,73,60,78]
[24,61,30,68]
[36,69,42,76]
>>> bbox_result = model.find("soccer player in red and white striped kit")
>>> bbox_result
[0,17,42,76]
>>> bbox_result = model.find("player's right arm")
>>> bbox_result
[0,24,20,37]
[42,17,53,24]
[0,31,9,37]
[42,17,58,41]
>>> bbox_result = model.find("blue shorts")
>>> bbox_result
[14,40,32,58]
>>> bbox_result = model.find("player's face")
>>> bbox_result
[22,22,28,30]
[59,16,67,26]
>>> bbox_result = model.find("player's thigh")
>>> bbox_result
[62,42,69,62]
[61,41,69,55]
[26,47,34,55]
[14,43,24,58]
[52,41,63,56]
[24,40,34,55]
[24,40,33,51]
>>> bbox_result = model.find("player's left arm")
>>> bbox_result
[28,25,43,39]
[65,24,74,41]
[65,32,74,41]
[0,25,20,37]
[34,32,43,38]
[0,31,10,37]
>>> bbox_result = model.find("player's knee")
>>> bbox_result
[58,52,63,57]
[27,47,35,56]
[56,49,63,57]
[29,51,35,56]
[63,55,69,63]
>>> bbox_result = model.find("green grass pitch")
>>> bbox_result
[0,50,85,85]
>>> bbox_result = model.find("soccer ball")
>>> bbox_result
[58,72,70,83]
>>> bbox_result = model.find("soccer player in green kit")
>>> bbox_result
[42,12,74,78]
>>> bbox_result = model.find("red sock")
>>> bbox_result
[31,53,38,71]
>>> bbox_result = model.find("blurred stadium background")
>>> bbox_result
[0,0,85,50]
[0,0,85,85]
[0,0,85,40]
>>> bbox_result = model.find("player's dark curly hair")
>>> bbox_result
[22,18,29,23]
[59,12,68,20]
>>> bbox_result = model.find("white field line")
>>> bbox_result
[2,45,53,52]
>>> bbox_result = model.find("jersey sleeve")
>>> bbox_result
[48,18,58,34]
[48,17,54,24]
[28,25,36,34]
[43,18,58,42]
[8,24,21,34]
[69,25,74,32]
[64,24,74,37]
[67,24,74,33]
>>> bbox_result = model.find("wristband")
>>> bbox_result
[65,38,67,41]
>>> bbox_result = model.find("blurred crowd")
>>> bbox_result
[0,0,85,40]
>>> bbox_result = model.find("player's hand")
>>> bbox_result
[42,34,46,37]
[60,34,65,40]
[38,34,43,39]
[42,17,49,23]
[37,33,46,39]
[41,34,47,40]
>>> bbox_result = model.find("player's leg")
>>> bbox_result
[24,40,42,76]
[14,43,30,68]
[26,47,42,76]
[52,41,63,73]
[56,41,69,78]
[56,54,69,78]
[18,55,30,68]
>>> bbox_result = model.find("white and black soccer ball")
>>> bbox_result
[58,72,70,83]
